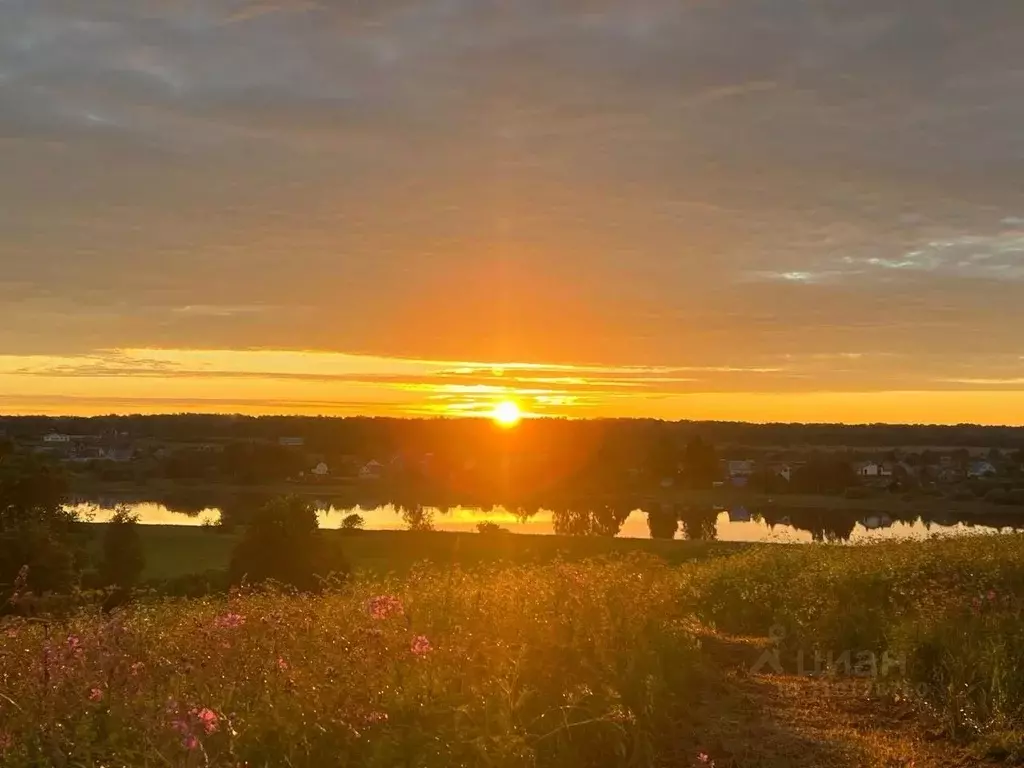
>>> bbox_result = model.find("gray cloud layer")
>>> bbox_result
[1,0,1022,384]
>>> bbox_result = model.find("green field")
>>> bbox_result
[7,534,1024,767]
[86,524,753,580]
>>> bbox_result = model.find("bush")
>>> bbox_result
[477,521,509,535]
[98,508,145,588]
[229,496,348,590]
[1,457,85,596]
[341,513,365,532]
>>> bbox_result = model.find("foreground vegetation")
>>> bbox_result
[690,535,1024,754]
[1,558,707,767]
[5,535,1024,766]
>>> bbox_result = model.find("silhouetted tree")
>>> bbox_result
[400,504,434,531]
[646,429,680,484]
[99,508,145,588]
[0,456,85,595]
[647,504,679,539]
[681,436,719,489]
[229,496,347,590]
[679,506,718,540]
[340,513,364,531]
[477,521,508,534]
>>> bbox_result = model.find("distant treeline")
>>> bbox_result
[4,414,1024,449]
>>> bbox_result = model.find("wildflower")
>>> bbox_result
[193,708,219,735]
[182,734,199,751]
[214,612,246,629]
[8,565,28,605]
[0,730,12,752]
[365,711,388,724]
[66,635,81,653]
[988,590,997,601]
[368,595,403,620]
[277,657,289,672]
[130,661,145,676]
[697,753,714,765]
[411,635,432,656]
[88,687,104,703]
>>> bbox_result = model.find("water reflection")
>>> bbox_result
[71,494,1024,543]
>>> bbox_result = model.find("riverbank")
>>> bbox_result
[69,479,1022,517]
[86,525,754,581]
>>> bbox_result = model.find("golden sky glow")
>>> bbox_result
[1,3,1022,424]
[2,348,1024,424]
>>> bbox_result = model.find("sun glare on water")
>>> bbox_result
[492,400,522,427]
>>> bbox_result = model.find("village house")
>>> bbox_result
[279,437,305,448]
[311,462,330,477]
[856,461,894,479]
[43,432,72,444]
[968,460,997,479]
[359,460,384,481]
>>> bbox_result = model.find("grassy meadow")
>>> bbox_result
[88,525,753,580]
[4,534,1024,766]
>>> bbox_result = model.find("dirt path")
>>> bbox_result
[687,632,979,768]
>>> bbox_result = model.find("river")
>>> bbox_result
[69,494,1024,543]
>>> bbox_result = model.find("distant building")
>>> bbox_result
[359,460,383,481]
[43,433,71,444]
[771,464,793,483]
[279,437,305,448]
[968,460,997,479]
[724,460,755,477]
[862,514,893,531]
[100,447,135,463]
[856,461,893,478]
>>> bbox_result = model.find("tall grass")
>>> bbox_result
[688,534,1024,739]
[0,557,705,767]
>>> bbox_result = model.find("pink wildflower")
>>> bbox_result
[214,612,246,629]
[411,635,432,656]
[88,687,104,703]
[368,595,403,620]
[182,734,199,751]
[277,657,289,672]
[66,635,81,653]
[697,753,713,765]
[988,590,997,601]
[193,708,219,735]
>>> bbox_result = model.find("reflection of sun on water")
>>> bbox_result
[492,400,522,427]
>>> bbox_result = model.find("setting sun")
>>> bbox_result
[492,400,522,427]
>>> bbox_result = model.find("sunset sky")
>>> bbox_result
[1,1,1022,423]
